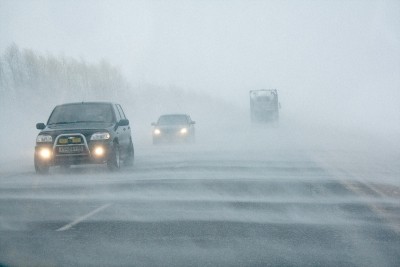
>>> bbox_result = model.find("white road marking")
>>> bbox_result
[56,203,111,232]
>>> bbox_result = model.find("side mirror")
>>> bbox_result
[191,121,196,124]
[36,123,46,130]
[151,122,156,126]
[118,119,129,126]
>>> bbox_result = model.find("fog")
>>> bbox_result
[1,0,399,135]
[0,0,399,182]
[0,1,400,266]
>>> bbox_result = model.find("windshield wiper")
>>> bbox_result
[48,121,75,125]
[73,120,107,123]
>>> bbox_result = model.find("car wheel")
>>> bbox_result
[107,144,121,171]
[34,156,49,174]
[124,140,134,166]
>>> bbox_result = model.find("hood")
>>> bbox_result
[156,124,189,129]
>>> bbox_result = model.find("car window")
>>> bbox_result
[47,103,114,124]
[113,104,122,121]
[158,115,188,125]
[116,104,126,120]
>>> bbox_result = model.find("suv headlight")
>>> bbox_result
[180,128,188,134]
[36,135,52,143]
[90,132,110,140]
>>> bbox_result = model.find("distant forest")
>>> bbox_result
[0,44,130,107]
[0,44,244,129]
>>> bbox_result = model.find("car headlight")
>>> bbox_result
[36,135,52,143]
[180,128,188,134]
[39,148,52,159]
[90,132,110,140]
[154,129,161,135]
[93,146,105,156]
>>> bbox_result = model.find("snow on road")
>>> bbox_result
[0,126,399,266]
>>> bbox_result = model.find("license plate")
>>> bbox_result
[58,146,84,153]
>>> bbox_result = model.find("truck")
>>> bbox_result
[250,89,280,124]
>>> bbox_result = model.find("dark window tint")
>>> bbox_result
[113,104,122,121]
[47,103,115,124]
[158,115,188,125]
[116,104,126,120]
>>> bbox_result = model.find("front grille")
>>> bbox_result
[162,128,179,135]
[54,133,89,156]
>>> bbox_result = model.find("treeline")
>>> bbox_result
[0,44,130,107]
[0,44,245,134]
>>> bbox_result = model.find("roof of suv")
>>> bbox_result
[55,101,116,107]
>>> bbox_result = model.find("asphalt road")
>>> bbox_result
[0,130,399,267]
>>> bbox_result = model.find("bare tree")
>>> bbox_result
[0,44,133,107]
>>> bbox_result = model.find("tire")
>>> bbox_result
[107,144,121,171]
[34,156,49,174]
[124,140,134,166]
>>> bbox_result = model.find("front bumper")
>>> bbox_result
[34,141,113,166]
[153,129,191,143]
[153,134,191,143]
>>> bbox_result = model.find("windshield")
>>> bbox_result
[157,115,188,125]
[47,103,114,125]
[251,91,276,100]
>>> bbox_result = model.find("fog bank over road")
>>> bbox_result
[1,0,399,134]
[0,1,399,265]
[0,130,399,266]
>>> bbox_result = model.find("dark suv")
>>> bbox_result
[34,102,134,173]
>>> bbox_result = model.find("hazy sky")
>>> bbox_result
[1,0,399,129]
